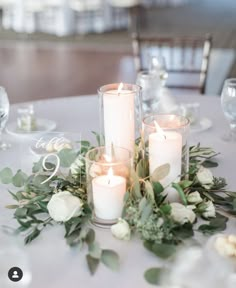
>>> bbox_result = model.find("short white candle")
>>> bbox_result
[92,168,126,220]
[149,130,182,201]
[103,83,135,154]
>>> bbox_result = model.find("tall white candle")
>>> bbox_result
[103,83,135,154]
[149,130,182,200]
[92,169,126,220]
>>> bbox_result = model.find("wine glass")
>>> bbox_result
[149,55,168,87]
[0,87,11,150]
[136,70,161,114]
[221,78,236,142]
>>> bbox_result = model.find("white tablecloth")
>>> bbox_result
[0,94,236,288]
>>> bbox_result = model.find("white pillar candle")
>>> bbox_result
[103,83,135,154]
[92,169,126,220]
[149,131,182,200]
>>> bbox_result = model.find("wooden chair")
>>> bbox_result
[132,33,212,94]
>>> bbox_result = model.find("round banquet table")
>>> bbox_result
[0,93,236,288]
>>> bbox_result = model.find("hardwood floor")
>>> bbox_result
[0,42,135,104]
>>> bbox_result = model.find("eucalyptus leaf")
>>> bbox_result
[145,181,155,202]
[58,148,77,167]
[85,229,95,245]
[131,169,141,198]
[144,268,163,285]
[141,202,153,223]
[24,228,41,244]
[12,170,27,187]
[89,242,102,259]
[0,168,13,184]
[86,255,100,275]
[14,207,27,218]
[144,242,176,259]
[101,250,119,271]
[151,164,170,182]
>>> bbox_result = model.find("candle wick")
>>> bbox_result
[108,179,111,185]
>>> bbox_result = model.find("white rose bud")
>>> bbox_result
[187,191,203,204]
[111,218,131,241]
[201,200,216,218]
[70,157,84,177]
[170,203,196,224]
[214,235,236,258]
[47,191,82,222]
[197,166,214,189]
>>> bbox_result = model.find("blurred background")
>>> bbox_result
[0,0,235,103]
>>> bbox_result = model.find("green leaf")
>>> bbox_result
[144,268,163,285]
[0,167,13,184]
[86,255,100,275]
[141,202,153,223]
[5,204,19,209]
[136,159,148,178]
[32,158,43,173]
[92,131,104,146]
[152,182,164,194]
[198,214,228,234]
[85,229,95,245]
[145,181,155,202]
[131,169,141,198]
[172,222,194,239]
[12,170,27,187]
[58,148,77,167]
[179,180,193,189]
[202,160,218,168]
[101,250,119,271]
[89,242,102,259]
[24,228,41,244]
[151,164,170,182]
[172,183,187,206]
[144,242,176,259]
[160,204,171,215]
[14,207,27,218]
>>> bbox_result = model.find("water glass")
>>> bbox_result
[221,78,236,142]
[136,70,161,114]
[149,55,168,87]
[0,87,11,150]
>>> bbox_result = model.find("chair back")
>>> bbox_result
[132,33,212,94]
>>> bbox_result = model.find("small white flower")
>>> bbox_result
[47,191,82,222]
[187,191,203,204]
[111,218,131,241]
[170,203,196,224]
[70,157,84,176]
[89,163,102,178]
[201,200,216,218]
[214,235,236,258]
[197,166,214,189]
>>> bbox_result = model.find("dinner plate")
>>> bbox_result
[6,118,57,137]
[190,117,212,133]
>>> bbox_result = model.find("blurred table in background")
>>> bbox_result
[0,0,190,36]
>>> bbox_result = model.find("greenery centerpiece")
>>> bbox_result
[0,133,236,284]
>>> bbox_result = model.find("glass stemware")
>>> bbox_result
[0,87,11,150]
[136,70,161,114]
[149,55,168,87]
[221,78,236,142]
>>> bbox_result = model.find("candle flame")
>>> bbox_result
[107,167,113,184]
[104,154,112,162]
[118,82,123,94]
[154,121,166,139]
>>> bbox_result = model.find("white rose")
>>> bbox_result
[214,235,236,258]
[201,200,216,218]
[197,166,214,189]
[111,218,131,240]
[70,157,84,176]
[170,203,196,224]
[47,191,82,222]
[187,191,203,204]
